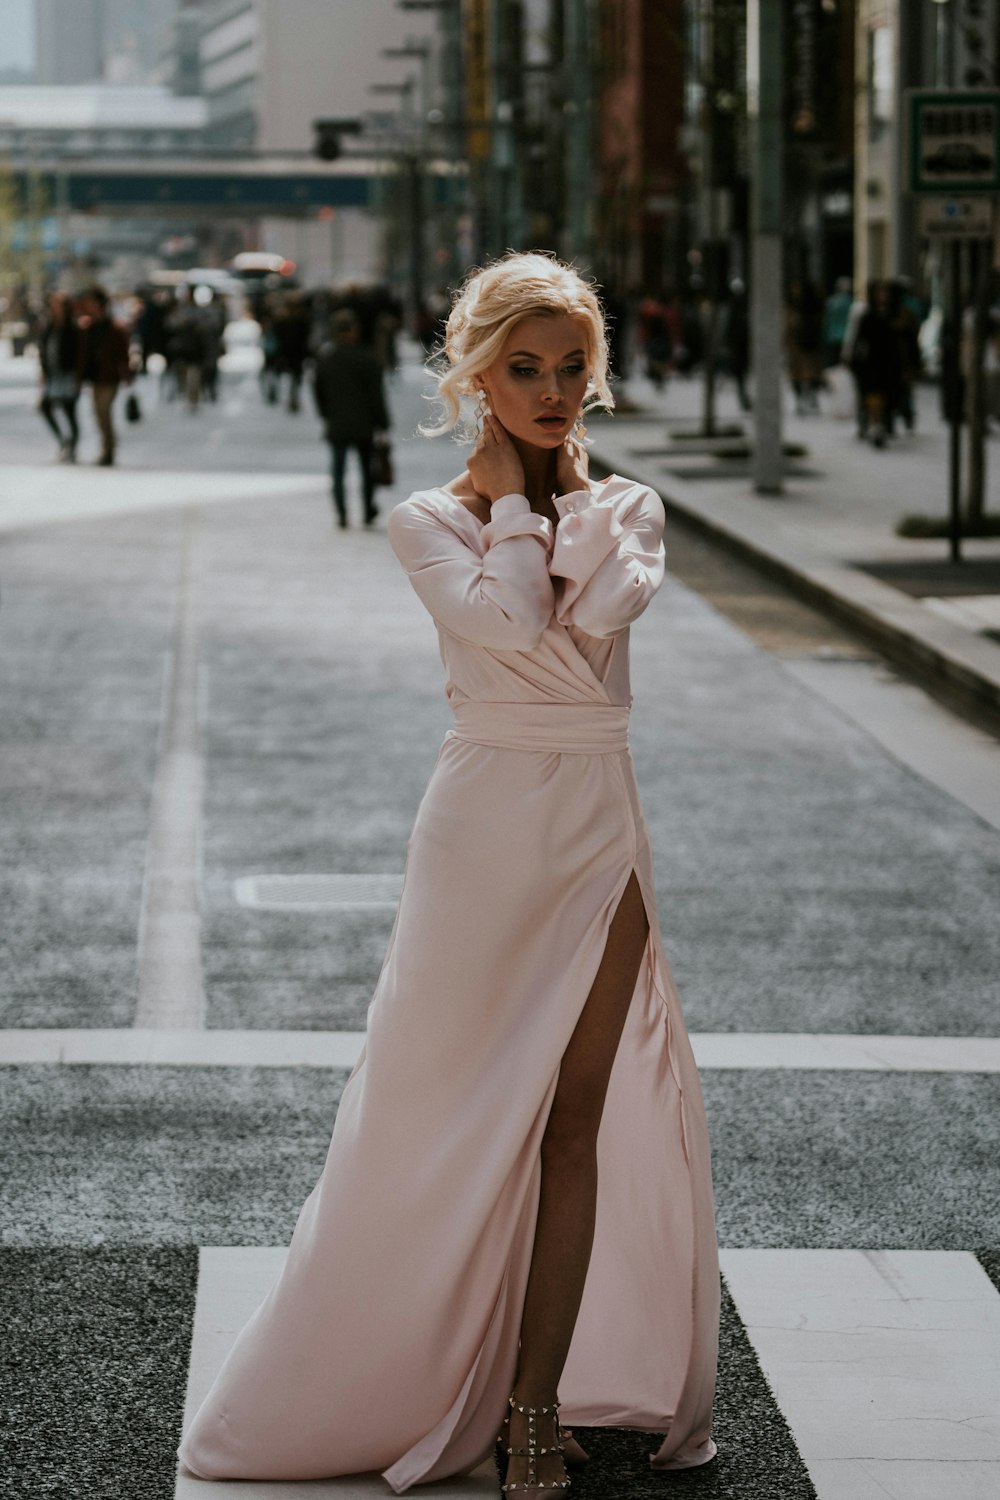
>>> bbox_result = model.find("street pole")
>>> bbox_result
[945,238,963,563]
[564,0,590,264]
[747,0,784,493]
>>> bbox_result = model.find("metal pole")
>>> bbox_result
[946,238,963,564]
[748,0,784,493]
[564,0,590,263]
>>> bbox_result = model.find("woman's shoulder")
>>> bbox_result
[387,482,484,555]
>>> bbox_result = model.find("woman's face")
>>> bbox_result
[478,314,591,449]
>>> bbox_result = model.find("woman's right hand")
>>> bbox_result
[467,413,525,504]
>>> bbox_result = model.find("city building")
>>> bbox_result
[35,0,180,86]
[854,0,1000,290]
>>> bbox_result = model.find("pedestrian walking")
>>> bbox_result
[848,280,902,448]
[785,281,825,413]
[36,290,81,462]
[888,279,922,433]
[178,252,719,1495]
[274,292,310,412]
[822,276,854,369]
[166,290,208,411]
[75,287,132,466]
[719,277,751,411]
[312,309,390,528]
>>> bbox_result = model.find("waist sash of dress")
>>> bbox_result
[450,700,630,754]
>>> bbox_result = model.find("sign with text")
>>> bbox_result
[907,90,1000,193]
[917,195,994,238]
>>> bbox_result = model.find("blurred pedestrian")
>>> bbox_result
[822,277,854,369]
[312,309,390,528]
[719,278,751,411]
[37,290,81,462]
[637,294,673,390]
[785,281,824,414]
[275,292,311,412]
[166,288,208,411]
[848,281,902,449]
[76,286,131,466]
[888,279,922,433]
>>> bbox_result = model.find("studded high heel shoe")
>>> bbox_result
[499,1394,571,1494]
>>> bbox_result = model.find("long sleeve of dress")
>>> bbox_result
[549,483,665,637]
[388,493,555,650]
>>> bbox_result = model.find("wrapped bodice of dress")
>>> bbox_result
[387,477,666,728]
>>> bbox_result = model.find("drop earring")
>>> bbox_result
[574,417,588,441]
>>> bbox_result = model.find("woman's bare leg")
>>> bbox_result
[504,872,649,1491]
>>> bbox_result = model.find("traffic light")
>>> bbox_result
[313,118,362,161]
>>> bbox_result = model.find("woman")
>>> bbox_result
[37,290,80,462]
[179,253,719,1496]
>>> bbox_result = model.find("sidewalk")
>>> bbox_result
[589,371,1000,717]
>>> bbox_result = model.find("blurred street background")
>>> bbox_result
[1,4,1000,1499]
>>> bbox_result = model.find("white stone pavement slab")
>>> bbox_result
[0,464,324,531]
[2,1029,999,1072]
[720,1249,1000,1500]
[175,1248,496,1500]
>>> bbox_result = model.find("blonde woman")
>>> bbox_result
[179,254,719,1497]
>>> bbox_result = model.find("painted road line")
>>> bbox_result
[3,1029,999,1072]
[175,1247,498,1500]
[135,507,206,1028]
[720,1248,1000,1500]
[0,1029,367,1067]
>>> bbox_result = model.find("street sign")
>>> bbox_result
[918,195,995,238]
[906,89,1000,193]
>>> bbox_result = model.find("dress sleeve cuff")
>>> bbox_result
[554,489,598,520]
[482,493,552,550]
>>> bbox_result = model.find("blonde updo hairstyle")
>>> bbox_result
[422,251,614,440]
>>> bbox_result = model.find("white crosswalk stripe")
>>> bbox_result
[176,1248,497,1499]
[3,1028,999,1072]
[721,1249,1000,1500]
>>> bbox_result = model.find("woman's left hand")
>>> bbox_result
[555,432,590,497]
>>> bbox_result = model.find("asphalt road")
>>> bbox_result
[1,345,998,1500]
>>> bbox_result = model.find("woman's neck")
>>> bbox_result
[510,436,556,508]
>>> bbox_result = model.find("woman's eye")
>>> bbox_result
[510,366,537,377]
[563,364,585,375]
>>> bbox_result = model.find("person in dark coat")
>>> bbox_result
[37,290,81,461]
[76,286,132,465]
[849,280,903,448]
[312,310,390,528]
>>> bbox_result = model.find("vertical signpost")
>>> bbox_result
[906,89,1000,563]
[747,0,784,494]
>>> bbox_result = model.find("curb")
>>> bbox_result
[591,444,1000,723]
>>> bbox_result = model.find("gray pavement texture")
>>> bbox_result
[2,1066,997,1252]
[0,1247,197,1500]
[3,357,998,1035]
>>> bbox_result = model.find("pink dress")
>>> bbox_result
[179,476,719,1491]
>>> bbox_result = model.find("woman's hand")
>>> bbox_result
[467,414,525,504]
[555,432,590,497]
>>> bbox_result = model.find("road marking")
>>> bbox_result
[720,1249,1000,1500]
[2,1029,999,1072]
[134,508,205,1028]
[234,873,405,910]
[176,1248,498,1499]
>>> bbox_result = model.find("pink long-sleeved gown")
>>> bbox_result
[179,476,719,1491]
